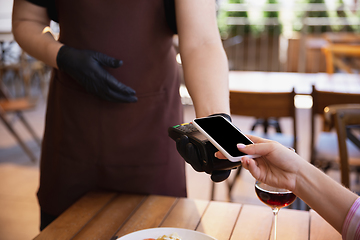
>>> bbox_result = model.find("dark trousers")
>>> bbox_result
[40,210,58,231]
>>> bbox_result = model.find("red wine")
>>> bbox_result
[255,184,296,208]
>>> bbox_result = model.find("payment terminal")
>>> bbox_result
[168,122,242,174]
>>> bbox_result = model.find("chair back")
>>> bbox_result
[229,88,297,150]
[310,85,360,164]
[230,89,296,118]
[334,106,360,188]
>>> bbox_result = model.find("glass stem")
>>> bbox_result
[272,208,279,240]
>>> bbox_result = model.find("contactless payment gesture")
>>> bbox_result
[168,122,242,176]
[192,115,260,162]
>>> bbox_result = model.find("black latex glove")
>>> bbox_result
[56,45,137,102]
[176,113,232,182]
[176,135,231,182]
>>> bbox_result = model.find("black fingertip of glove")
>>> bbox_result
[117,85,136,97]
[126,87,136,96]
[110,89,137,103]
[128,95,138,103]
[211,170,231,182]
[112,59,123,68]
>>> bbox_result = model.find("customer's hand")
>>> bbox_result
[215,135,304,191]
[56,45,137,102]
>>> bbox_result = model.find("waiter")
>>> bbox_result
[12,0,231,230]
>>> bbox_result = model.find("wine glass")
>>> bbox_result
[255,181,297,240]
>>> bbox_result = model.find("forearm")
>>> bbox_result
[12,0,62,68]
[12,22,61,68]
[175,0,230,118]
[181,43,230,117]
[294,162,358,233]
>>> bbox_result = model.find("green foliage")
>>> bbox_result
[295,0,331,33]
[218,0,284,39]
[333,0,354,32]
[228,0,251,37]
[217,4,231,39]
[263,0,282,35]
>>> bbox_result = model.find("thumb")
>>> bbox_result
[236,143,258,155]
[237,143,271,157]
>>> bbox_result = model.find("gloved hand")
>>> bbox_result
[56,45,137,102]
[176,113,233,182]
[176,135,231,182]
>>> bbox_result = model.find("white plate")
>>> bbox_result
[117,227,217,240]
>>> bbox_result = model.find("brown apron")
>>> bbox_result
[38,0,186,216]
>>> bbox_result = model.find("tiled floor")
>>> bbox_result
[0,95,355,240]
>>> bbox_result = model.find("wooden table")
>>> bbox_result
[228,71,360,95]
[34,191,341,240]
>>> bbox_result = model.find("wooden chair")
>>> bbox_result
[310,85,360,173]
[333,106,360,188]
[212,88,297,201]
[0,86,41,162]
[321,44,360,74]
[321,33,360,74]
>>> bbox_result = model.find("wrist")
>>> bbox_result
[56,45,69,70]
[293,157,312,196]
[208,113,232,122]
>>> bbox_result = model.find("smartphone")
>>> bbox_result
[192,115,260,162]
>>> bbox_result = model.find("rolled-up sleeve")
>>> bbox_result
[343,197,360,240]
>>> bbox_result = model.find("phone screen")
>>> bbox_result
[193,116,253,157]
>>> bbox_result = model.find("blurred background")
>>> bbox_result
[217,0,359,73]
[1,0,360,239]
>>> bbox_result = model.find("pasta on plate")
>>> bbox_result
[144,232,181,240]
